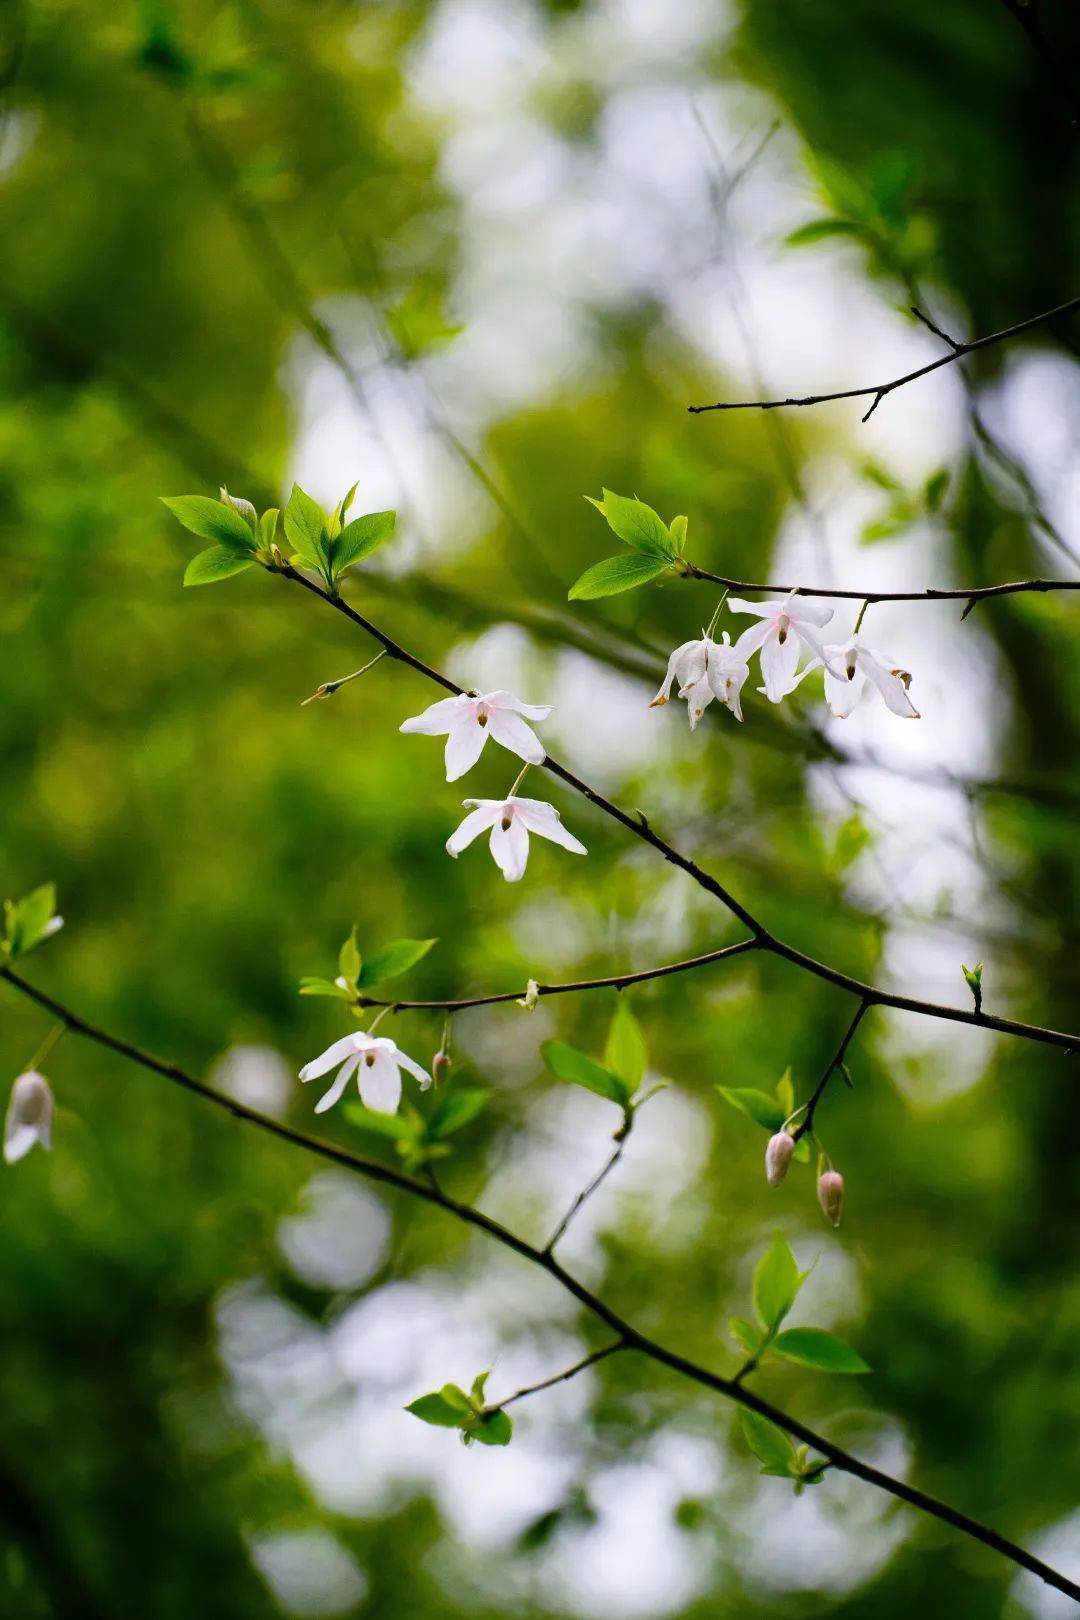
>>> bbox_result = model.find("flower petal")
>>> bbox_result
[489,815,530,881]
[784,596,833,628]
[444,713,489,781]
[485,708,546,764]
[314,1054,361,1114]
[726,597,779,620]
[359,1051,402,1114]
[731,619,772,660]
[514,799,588,855]
[446,804,500,856]
[824,665,863,718]
[680,673,714,730]
[651,640,704,707]
[486,691,554,723]
[395,1048,433,1090]
[300,1034,361,1081]
[3,1071,53,1164]
[399,694,470,736]
[859,649,920,717]
[759,626,801,702]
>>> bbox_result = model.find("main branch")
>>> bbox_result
[681,563,1080,608]
[2,961,1076,1600]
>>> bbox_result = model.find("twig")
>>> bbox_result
[792,998,873,1143]
[681,563,1080,607]
[275,560,1080,1055]
[687,295,1080,417]
[301,649,387,705]
[1,961,1075,1600]
[495,1341,627,1410]
[544,1112,634,1255]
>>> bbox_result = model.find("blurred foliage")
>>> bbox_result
[0,0,1078,1616]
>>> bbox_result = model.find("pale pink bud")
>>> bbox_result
[432,1050,452,1086]
[765,1130,795,1187]
[817,1169,844,1227]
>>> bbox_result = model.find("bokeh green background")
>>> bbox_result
[1,0,1078,1614]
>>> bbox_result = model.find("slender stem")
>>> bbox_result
[23,1020,67,1073]
[687,294,1080,416]
[275,561,1080,1054]
[704,590,729,639]
[853,598,871,635]
[683,563,1080,607]
[495,1341,627,1410]
[365,1004,396,1036]
[301,649,386,705]
[1,963,1075,1601]
[544,1110,634,1254]
[793,999,873,1143]
[508,762,531,798]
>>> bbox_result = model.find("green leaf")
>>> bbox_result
[568,554,672,601]
[740,1409,798,1475]
[334,510,396,572]
[924,469,950,512]
[219,488,258,532]
[729,1317,764,1356]
[716,1086,786,1133]
[258,508,279,550]
[356,937,437,988]
[753,1232,802,1332]
[784,218,863,247]
[298,976,354,1001]
[668,514,688,555]
[5,883,62,957]
[183,546,257,586]
[342,1103,415,1142]
[428,1088,490,1139]
[470,1408,513,1447]
[774,1067,794,1118]
[338,929,361,986]
[772,1328,870,1375]
[161,495,255,548]
[585,490,673,558]
[406,1391,467,1428]
[604,1000,646,1094]
[470,1370,489,1404]
[541,1040,629,1106]
[284,483,330,572]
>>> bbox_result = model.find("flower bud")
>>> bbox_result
[4,1071,54,1165]
[765,1130,795,1187]
[817,1169,844,1228]
[432,1050,452,1086]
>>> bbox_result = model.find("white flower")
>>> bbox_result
[400,690,553,782]
[728,594,834,703]
[652,633,749,727]
[4,1071,54,1164]
[446,795,587,882]
[822,638,920,719]
[299,1032,432,1116]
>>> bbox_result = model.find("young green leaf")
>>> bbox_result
[604,1000,647,1095]
[774,1067,795,1118]
[470,1370,489,1404]
[355,937,437,988]
[541,1040,629,1106]
[668,514,688,555]
[740,1409,798,1476]
[924,469,949,512]
[772,1327,870,1375]
[342,1103,415,1142]
[4,883,62,957]
[586,491,673,558]
[284,483,330,572]
[298,976,355,1001]
[334,511,396,572]
[428,1088,490,1139]
[784,218,862,248]
[183,546,257,586]
[469,1408,513,1447]
[219,488,258,532]
[569,553,672,601]
[729,1317,764,1356]
[753,1232,803,1332]
[161,495,255,548]
[338,929,361,986]
[716,1086,786,1133]
[258,508,279,550]
[406,1390,468,1428]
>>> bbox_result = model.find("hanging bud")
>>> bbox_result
[516,978,540,1011]
[4,1071,54,1164]
[432,1050,452,1086]
[765,1130,795,1187]
[817,1168,844,1228]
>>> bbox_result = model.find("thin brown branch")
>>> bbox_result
[1,961,1076,1600]
[793,998,873,1143]
[277,560,1080,1055]
[495,1341,627,1410]
[687,295,1080,417]
[681,563,1080,607]
[544,1112,634,1255]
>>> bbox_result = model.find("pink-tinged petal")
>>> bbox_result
[489,815,530,882]
[759,626,801,702]
[3,1072,53,1164]
[792,624,845,676]
[444,713,489,781]
[400,694,470,736]
[485,708,546,764]
[486,691,554,722]
[824,665,863,718]
[446,804,500,856]
[300,1034,362,1081]
[730,619,772,660]
[395,1049,433,1090]
[784,596,833,628]
[514,799,587,855]
[358,1052,402,1114]
[859,649,920,717]
[314,1054,361,1114]
[726,597,781,620]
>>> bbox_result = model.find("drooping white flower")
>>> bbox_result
[4,1071,54,1164]
[822,638,919,719]
[728,595,834,703]
[400,690,553,782]
[299,1032,431,1116]
[652,633,749,727]
[446,795,586,882]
